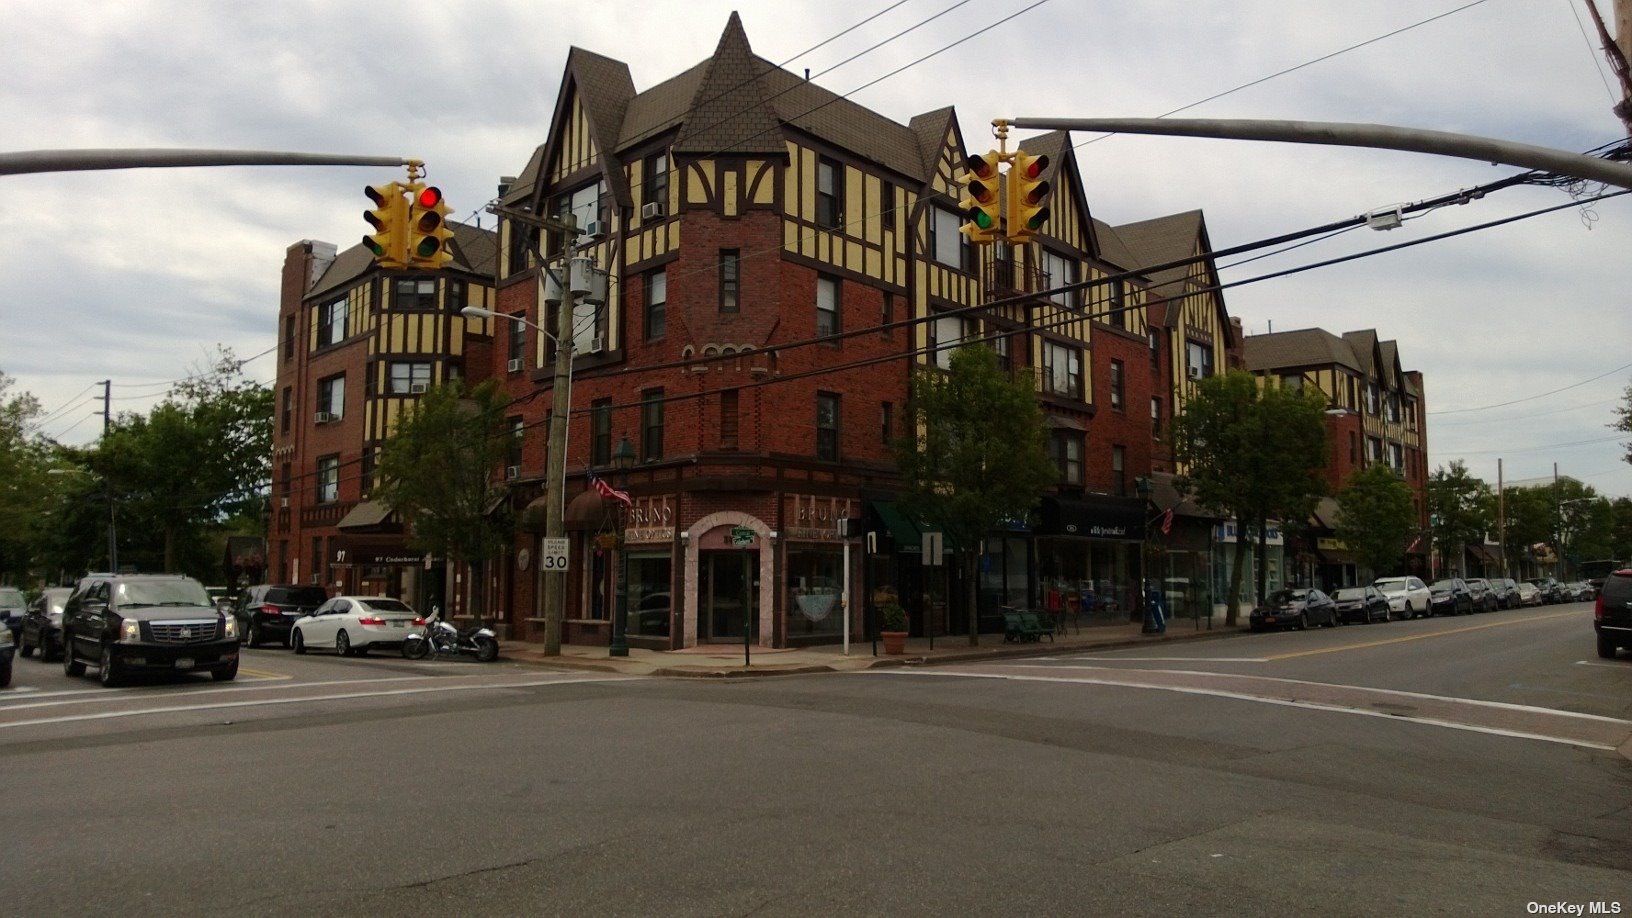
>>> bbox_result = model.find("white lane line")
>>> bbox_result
[863,670,1626,752]
[1574,660,1632,669]
[0,675,635,730]
[1003,663,1632,724]
[1065,656,1271,663]
[0,675,466,713]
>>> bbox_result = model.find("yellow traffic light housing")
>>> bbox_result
[1006,149,1051,243]
[958,151,1003,244]
[406,184,455,270]
[364,182,409,268]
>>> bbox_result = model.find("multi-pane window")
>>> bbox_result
[1387,393,1401,423]
[1149,329,1161,368]
[990,331,1011,374]
[1041,249,1074,308]
[816,393,840,461]
[508,313,526,368]
[507,417,524,469]
[930,207,963,267]
[1367,436,1382,464]
[1389,442,1404,473]
[388,362,433,394]
[720,390,739,450]
[316,455,339,504]
[816,158,843,229]
[644,268,667,340]
[1185,340,1214,381]
[395,278,436,310]
[1151,398,1162,438]
[1042,341,1082,399]
[643,152,668,210]
[816,275,841,338]
[641,389,664,461]
[1281,373,1303,391]
[317,297,348,347]
[881,401,893,445]
[1110,360,1124,410]
[283,315,296,361]
[360,450,375,495]
[1366,382,1380,414]
[1107,281,1126,327]
[591,398,612,467]
[281,386,292,434]
[1052,431,1083,486]
[447,279,468,313]
[719,250,739,313]
[929,312,972,370]
[317,374,345,420]
[1112,445,1127,496]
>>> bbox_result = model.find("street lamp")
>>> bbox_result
[49,467,116,573]
[608,434,636,658]
[460,304,574,654]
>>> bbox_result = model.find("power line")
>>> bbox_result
[1429,360,1632,415]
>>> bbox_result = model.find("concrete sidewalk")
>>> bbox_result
[500,617,1248,678]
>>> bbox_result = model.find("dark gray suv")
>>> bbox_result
[61,573,240,687]
[1594,568,1632,660]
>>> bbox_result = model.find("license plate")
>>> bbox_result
[174,657,194,670]
[1264,616,1277,623]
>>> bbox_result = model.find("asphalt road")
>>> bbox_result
[1,603,1627,916]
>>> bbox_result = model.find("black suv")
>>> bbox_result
[1593,568,1632,660]
[232,584,330,648]
[61,573,239,686]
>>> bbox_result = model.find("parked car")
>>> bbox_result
[1463,578,1498,612]
[1428,578,1475,616]
[1525,577,1564,604]
[1250,588,1337,632]
[291,596,421,656]
[1332,585,1390,624]
[1593,569,1632,659]
[1493,578,1522,609]
[0,586,26,641]
[61,573,239,686]
[1515,581,1543,606]
[19,586,74,661]
[232,584,330,648]
[1566,581,1597,602]
[1373,576,1430,619]
[0,621,12,688]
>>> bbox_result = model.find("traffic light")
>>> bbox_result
[958,151,1003,244]
[1006,149,1051,243]
[363,182,408,267]
[407,184,455,269]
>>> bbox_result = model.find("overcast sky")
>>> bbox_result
[4,0,1629,497]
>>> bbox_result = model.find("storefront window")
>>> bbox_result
[1038,537,1138,623]
[625,552,671,638]
[786,547,844,637]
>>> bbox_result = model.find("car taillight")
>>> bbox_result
[1594,595,1604,622]
[260,604,282,616]
[357,616,386,626]
[411,618,427,626]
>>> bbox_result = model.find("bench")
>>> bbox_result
[1003,610,1054,643]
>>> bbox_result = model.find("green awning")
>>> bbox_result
[870,500,923,551]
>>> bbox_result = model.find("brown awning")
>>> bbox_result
[523,489,614,533]
[337,499,395,531]
[1046,414,1086,431]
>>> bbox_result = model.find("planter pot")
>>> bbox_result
[880,630,908,655]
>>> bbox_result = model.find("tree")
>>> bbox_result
[0,370,53,585]
[1427,461,1492,577]
[1334,464,1415,577]
[894,345,1056,646]
[1502,486,1556,575]
[1170,372,1328,626]
[375,379,514,621]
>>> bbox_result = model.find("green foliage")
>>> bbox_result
[1169,372,1328,623]
[878,602,907,631]
[893,345,1056,554]
[1427,461,1492,570]
[375,379,514,569]
[0,371,54,584]
[1334,464,1416,576]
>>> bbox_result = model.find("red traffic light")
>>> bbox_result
[964,154,999,181]
[1015,153,1049,181]
[417,186,443,208]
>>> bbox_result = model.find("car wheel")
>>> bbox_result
[19,630,33,658]
[292,629,307,655]
[1296,612,1308,631]
[62,632,85,677]
[245,621,261,649]
[212,657,239,681]
[98,646,122,688]
[336,630,352,657]
[1598,635,1617,659]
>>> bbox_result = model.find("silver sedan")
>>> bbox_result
[290,596,422,656]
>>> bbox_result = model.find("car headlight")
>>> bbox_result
[0,627,12,647]
[223,616,238,639]
[120,618,141,643]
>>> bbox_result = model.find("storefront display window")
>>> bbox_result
[1038,538,1138,623]
[625,552,672,638]
[787,547,844,637]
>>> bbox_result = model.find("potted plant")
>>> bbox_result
[878,602,908,655]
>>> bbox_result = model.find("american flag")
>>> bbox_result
[1160,508,1174,535]
[1406,534,1422,553]
[590,474,632,508]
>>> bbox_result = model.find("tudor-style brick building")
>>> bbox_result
[272,13,1240,648]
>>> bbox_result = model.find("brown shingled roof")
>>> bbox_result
[1242,328,1363,373]
[676,12,785,156]
[1111,210,1205,294]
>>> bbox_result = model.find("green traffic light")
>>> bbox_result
[365,237,385,256]
[415,238,441,258]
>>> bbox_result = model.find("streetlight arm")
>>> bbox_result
[460,305,559,346]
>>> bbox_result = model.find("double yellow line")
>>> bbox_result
[1264,608,1582,661]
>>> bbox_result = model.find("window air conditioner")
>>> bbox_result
[279,497,289,509]
[408,383,428,394]
[507,358,523,373]
[587,334,607,354]
[582,219,607,240]
[641,201,665,220]
[315,411,336,424]
[505,465,520,480]
[1187,366,1203,381]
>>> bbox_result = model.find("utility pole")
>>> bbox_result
[490,204,580,656]
[100,379,117,573]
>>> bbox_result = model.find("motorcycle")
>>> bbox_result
[401,607,500,662]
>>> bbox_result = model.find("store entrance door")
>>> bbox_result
[698,550,755,642]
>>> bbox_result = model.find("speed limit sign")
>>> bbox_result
[540,537,570,572]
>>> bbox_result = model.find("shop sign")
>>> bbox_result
[782,494,856,542]
[730,526,756,546]
[625,496,675,545]
[1214,521,1284,546]
[1316,537,1349,551]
